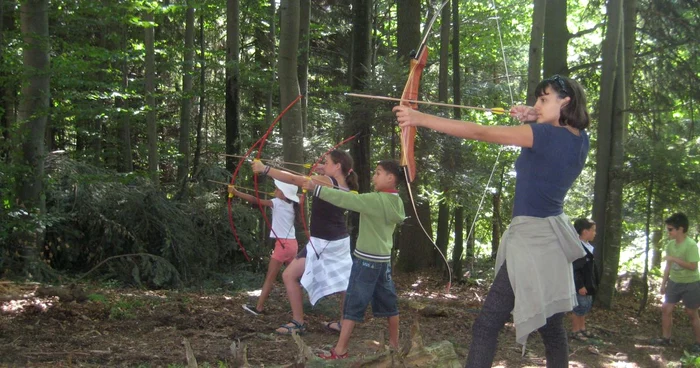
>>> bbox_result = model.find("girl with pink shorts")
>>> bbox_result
[228,178,300,315]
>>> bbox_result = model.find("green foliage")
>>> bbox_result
[109,298,143,320]
[681,351,700,367]
[88,293,107,303]
[31,154,263,286]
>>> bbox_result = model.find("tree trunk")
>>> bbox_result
[526,0,546,106]
[397,0,420,62]
[144,10,159,185]
[266,0,275,128]
[452,0,460,120]
[638,173,653,315]
[466,212,474,265]
[397,200,435,272]
[435,197,450,269]
[117,23,133,173]
[298,0,310,136]
[452,206,464,281]
[651,227,663,269]
[434,4,451,270]
[439,0,450,103]
[92,19,108,166]
[17,0,49,277]
[0,0,17,162]
[279,0,303,167]
[542,0,568,76]
[192,11,205,178]
[225,0,241,171]
[346,0,372,251]
[176,2,195,192]
[592,0,625,309]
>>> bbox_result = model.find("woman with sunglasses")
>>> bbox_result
[393,75,590,367]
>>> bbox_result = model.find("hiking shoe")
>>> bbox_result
[650,337,672,346]
[242,304,264,316]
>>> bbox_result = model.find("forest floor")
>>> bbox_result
[0,269,696,367]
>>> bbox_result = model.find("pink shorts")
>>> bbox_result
[271,238,298,265]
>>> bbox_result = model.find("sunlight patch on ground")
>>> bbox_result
[144,290,167,298]
[245,289,262,297]
[607,362,641,367]
[1,297,55,314]
[404,276,460,299]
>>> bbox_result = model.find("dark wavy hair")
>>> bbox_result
[328,150,358,191]
[573,218,596,236]
[535,75,590,130]
[377,159,404,187]
[665,212,689,233]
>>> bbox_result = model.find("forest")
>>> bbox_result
[1,0,699,366]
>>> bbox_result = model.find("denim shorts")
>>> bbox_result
[572,294,593,316]
[343,258,398,322]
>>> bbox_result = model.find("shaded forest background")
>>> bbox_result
[0,0,698,311]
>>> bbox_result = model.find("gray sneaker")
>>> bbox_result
[242,304,264,316]
[650,337,672,346]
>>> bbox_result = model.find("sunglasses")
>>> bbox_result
[551,75,569,96]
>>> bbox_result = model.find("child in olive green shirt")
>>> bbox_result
[303,160,405,360]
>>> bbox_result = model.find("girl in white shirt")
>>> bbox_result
[229,178,300,315]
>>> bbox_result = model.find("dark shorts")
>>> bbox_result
[343,258,398,322]
[572,294,592,316]
[296,245,307,259]
[665,280,700,309]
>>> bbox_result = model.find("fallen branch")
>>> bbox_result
[183,338,198,368]
[231,339,250,368]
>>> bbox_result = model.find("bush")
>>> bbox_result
[0,154,270,287]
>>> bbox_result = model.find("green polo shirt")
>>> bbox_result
[666,236,700,283]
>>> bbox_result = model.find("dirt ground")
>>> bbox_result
[0,271,695,367]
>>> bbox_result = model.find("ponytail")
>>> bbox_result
[345,170,359,192]
[328,149,359,191]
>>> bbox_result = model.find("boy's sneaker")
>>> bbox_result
[650,337,672,346]
[242,304,264,316]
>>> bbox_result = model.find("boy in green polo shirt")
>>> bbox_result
[302,160,406,360]
[651,212,700,351]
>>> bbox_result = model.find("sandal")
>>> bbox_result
[317,348,349,360]
[275,320,307,335]
[324,321,342,333]
[571,331,588,341]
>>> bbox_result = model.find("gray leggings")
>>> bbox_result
[465,265,569,368]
